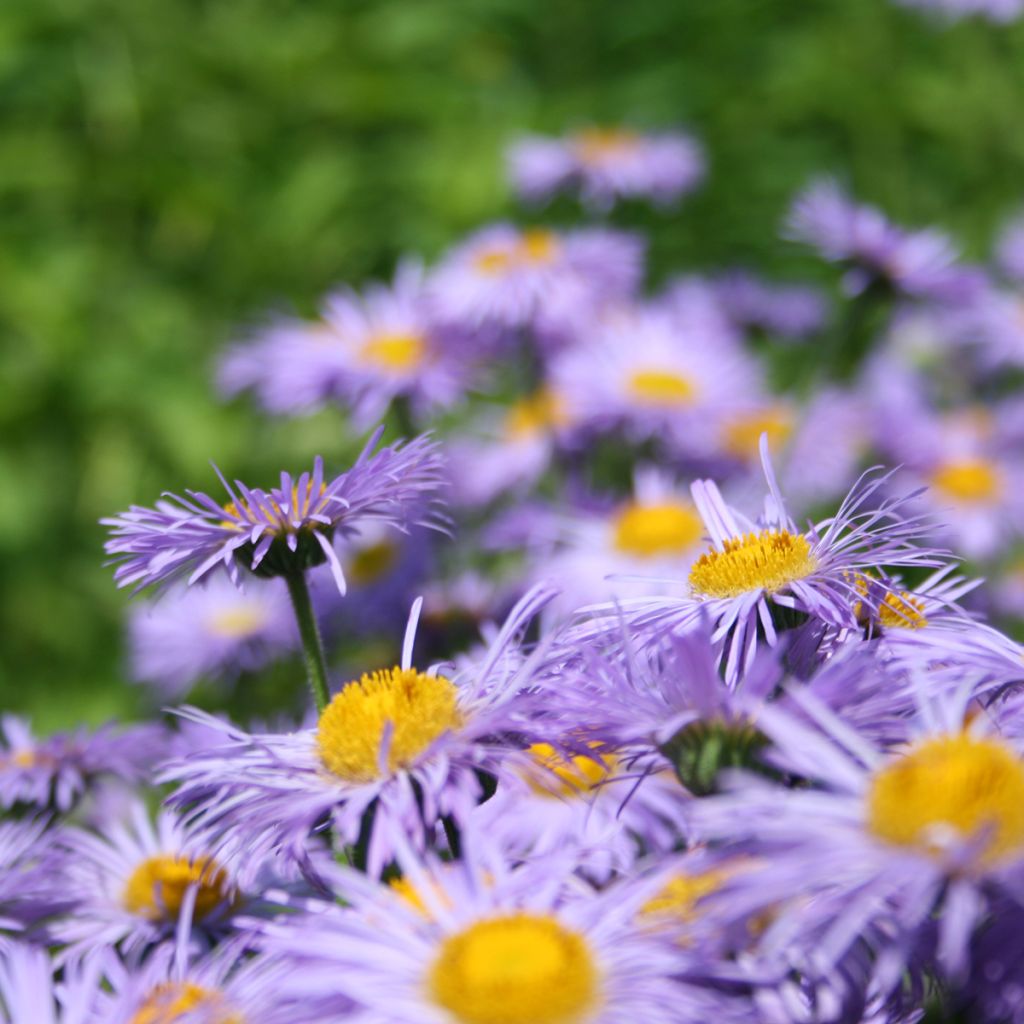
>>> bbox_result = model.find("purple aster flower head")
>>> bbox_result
[785,178,983,302]
[258,825,752,1024]
[0,817,68,938]
[570,438,947,683]
[0,716,160,813]
[0,942,111,1024]
[894,0,1024,20]
[162,585,560,877]
[507,126,705,210]
[427,223,644,343]
[711,270,830,340]
[996,211,1024,284]
[102,427,447,596]
[219,262,470,427]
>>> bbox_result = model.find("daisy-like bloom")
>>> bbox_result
[711,271,829,341]
[259,828,749,1024]
[128,576,298,699]
[162,586,558,877]
[571,439,946,682]
[445,387,575,507]
[0,817,66,938]
[693,685,1024,996]
[495,468,705,625]
[0,942,110,1024]
[53,802,255,960]
[427,223,643,343]
[785,178,982,302]
[506,126,705,210]
[219,263,468,427]
[102,428,446,595]
[0,716,159,812]
[548,303,762,456]
[894,0,1024,20]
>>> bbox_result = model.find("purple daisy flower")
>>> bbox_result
[0,817,67,939]
[162,585,558,877]
[258,826,752,1024]
[0,942,110,1024]
[711,270,829,340]
[507,126,705,210]
[102,428,447,595]
[571,439,946,682]
[785,178,983,302]
[0,716,160,813]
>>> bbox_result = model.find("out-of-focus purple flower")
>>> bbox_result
[507,126,705,210]
[996,211,1024,285]
[0,818,67,938]
[427,223,643,344]
[785,179,983,302]
[895,0,1024,21]
[712,270,830,340]
[102,428,447,595]
[0,942,110,1024]
[219,263,470,427]
[128,575,298,699]
[0,717,159,813]
[162,586,558,877]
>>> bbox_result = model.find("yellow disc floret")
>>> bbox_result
[640,867,732,924]
[867,734,1024,863]
[722,408,793,460]
[612,501,703,559]
[505,389,568,440]
[359,331,426,372]
[130,982,240,1024]
[525,743,618,799]
[930,459,1002,504]
[122,855,230,922]
[317,667,462,783]
[430,913,600,1024]
[572,127,640,164]
[208,604,269,639]
[689,530,817,599]
[627,369,696,407]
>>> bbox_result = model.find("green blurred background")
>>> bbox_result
[3,0,1024,727]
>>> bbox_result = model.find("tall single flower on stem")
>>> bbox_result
[103,428,447,709]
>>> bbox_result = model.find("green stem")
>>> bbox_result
[284,570,331,712]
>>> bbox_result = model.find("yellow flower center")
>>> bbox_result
[722,408,793,460]
[612,501,703,559]
[930,459,1002,504]
[9,749,40,769]
[571,128,641,164]
[877,590,929,630]
[130,982,241,1024]
[639,867,732,924]
[505,389,568,440]
[525,743,619,799]
[689,530,818,599]
[867,734,1024,863]
[429,913,600,1024]
[359,331,426,372]
[122,855,230,922]
[627,369,696,407]
[474,230,560,275]
[348,541,397,585]
[207,604,269,639]
[221,482,326,534]
[316,667,462,783]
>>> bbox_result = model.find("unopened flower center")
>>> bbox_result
[317,667,462,783]
[359,331,426,372]
[122,854,230,922]
[208,604,269,639]
[612,501,703,558]
[572,127,640,164]
[525,742,618,799]
[505,389,568,440]
[867,734,1024,863]
[722,408,793,459]
[930,459,1002,504]
[689,530,817,599]
[627,369,696,407]
[430,913,600,1024]
[130,982,241,1024]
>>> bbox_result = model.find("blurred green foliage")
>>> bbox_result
[3,0,1024,727]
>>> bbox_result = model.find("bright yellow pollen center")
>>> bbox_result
[612,501,703,559]
[430,913,600,1024]
[689,530,817,599]
[722,409,793,459]
[122,855,229,922]
[930,460,1002,504]
[526,743,619,799]
[348,541,397,585]
[359,331,426,372]
[474,230,560,275]
[316,667,462,783]
[9,749,39,768]
[878,590,929,630]
[867,734,1024,863]
[505,389,568,440]
[207,604,268,638]
[130,982,241,1024]
[640,868,731,924]
[627,369,696,407]
[572,128,640,163]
